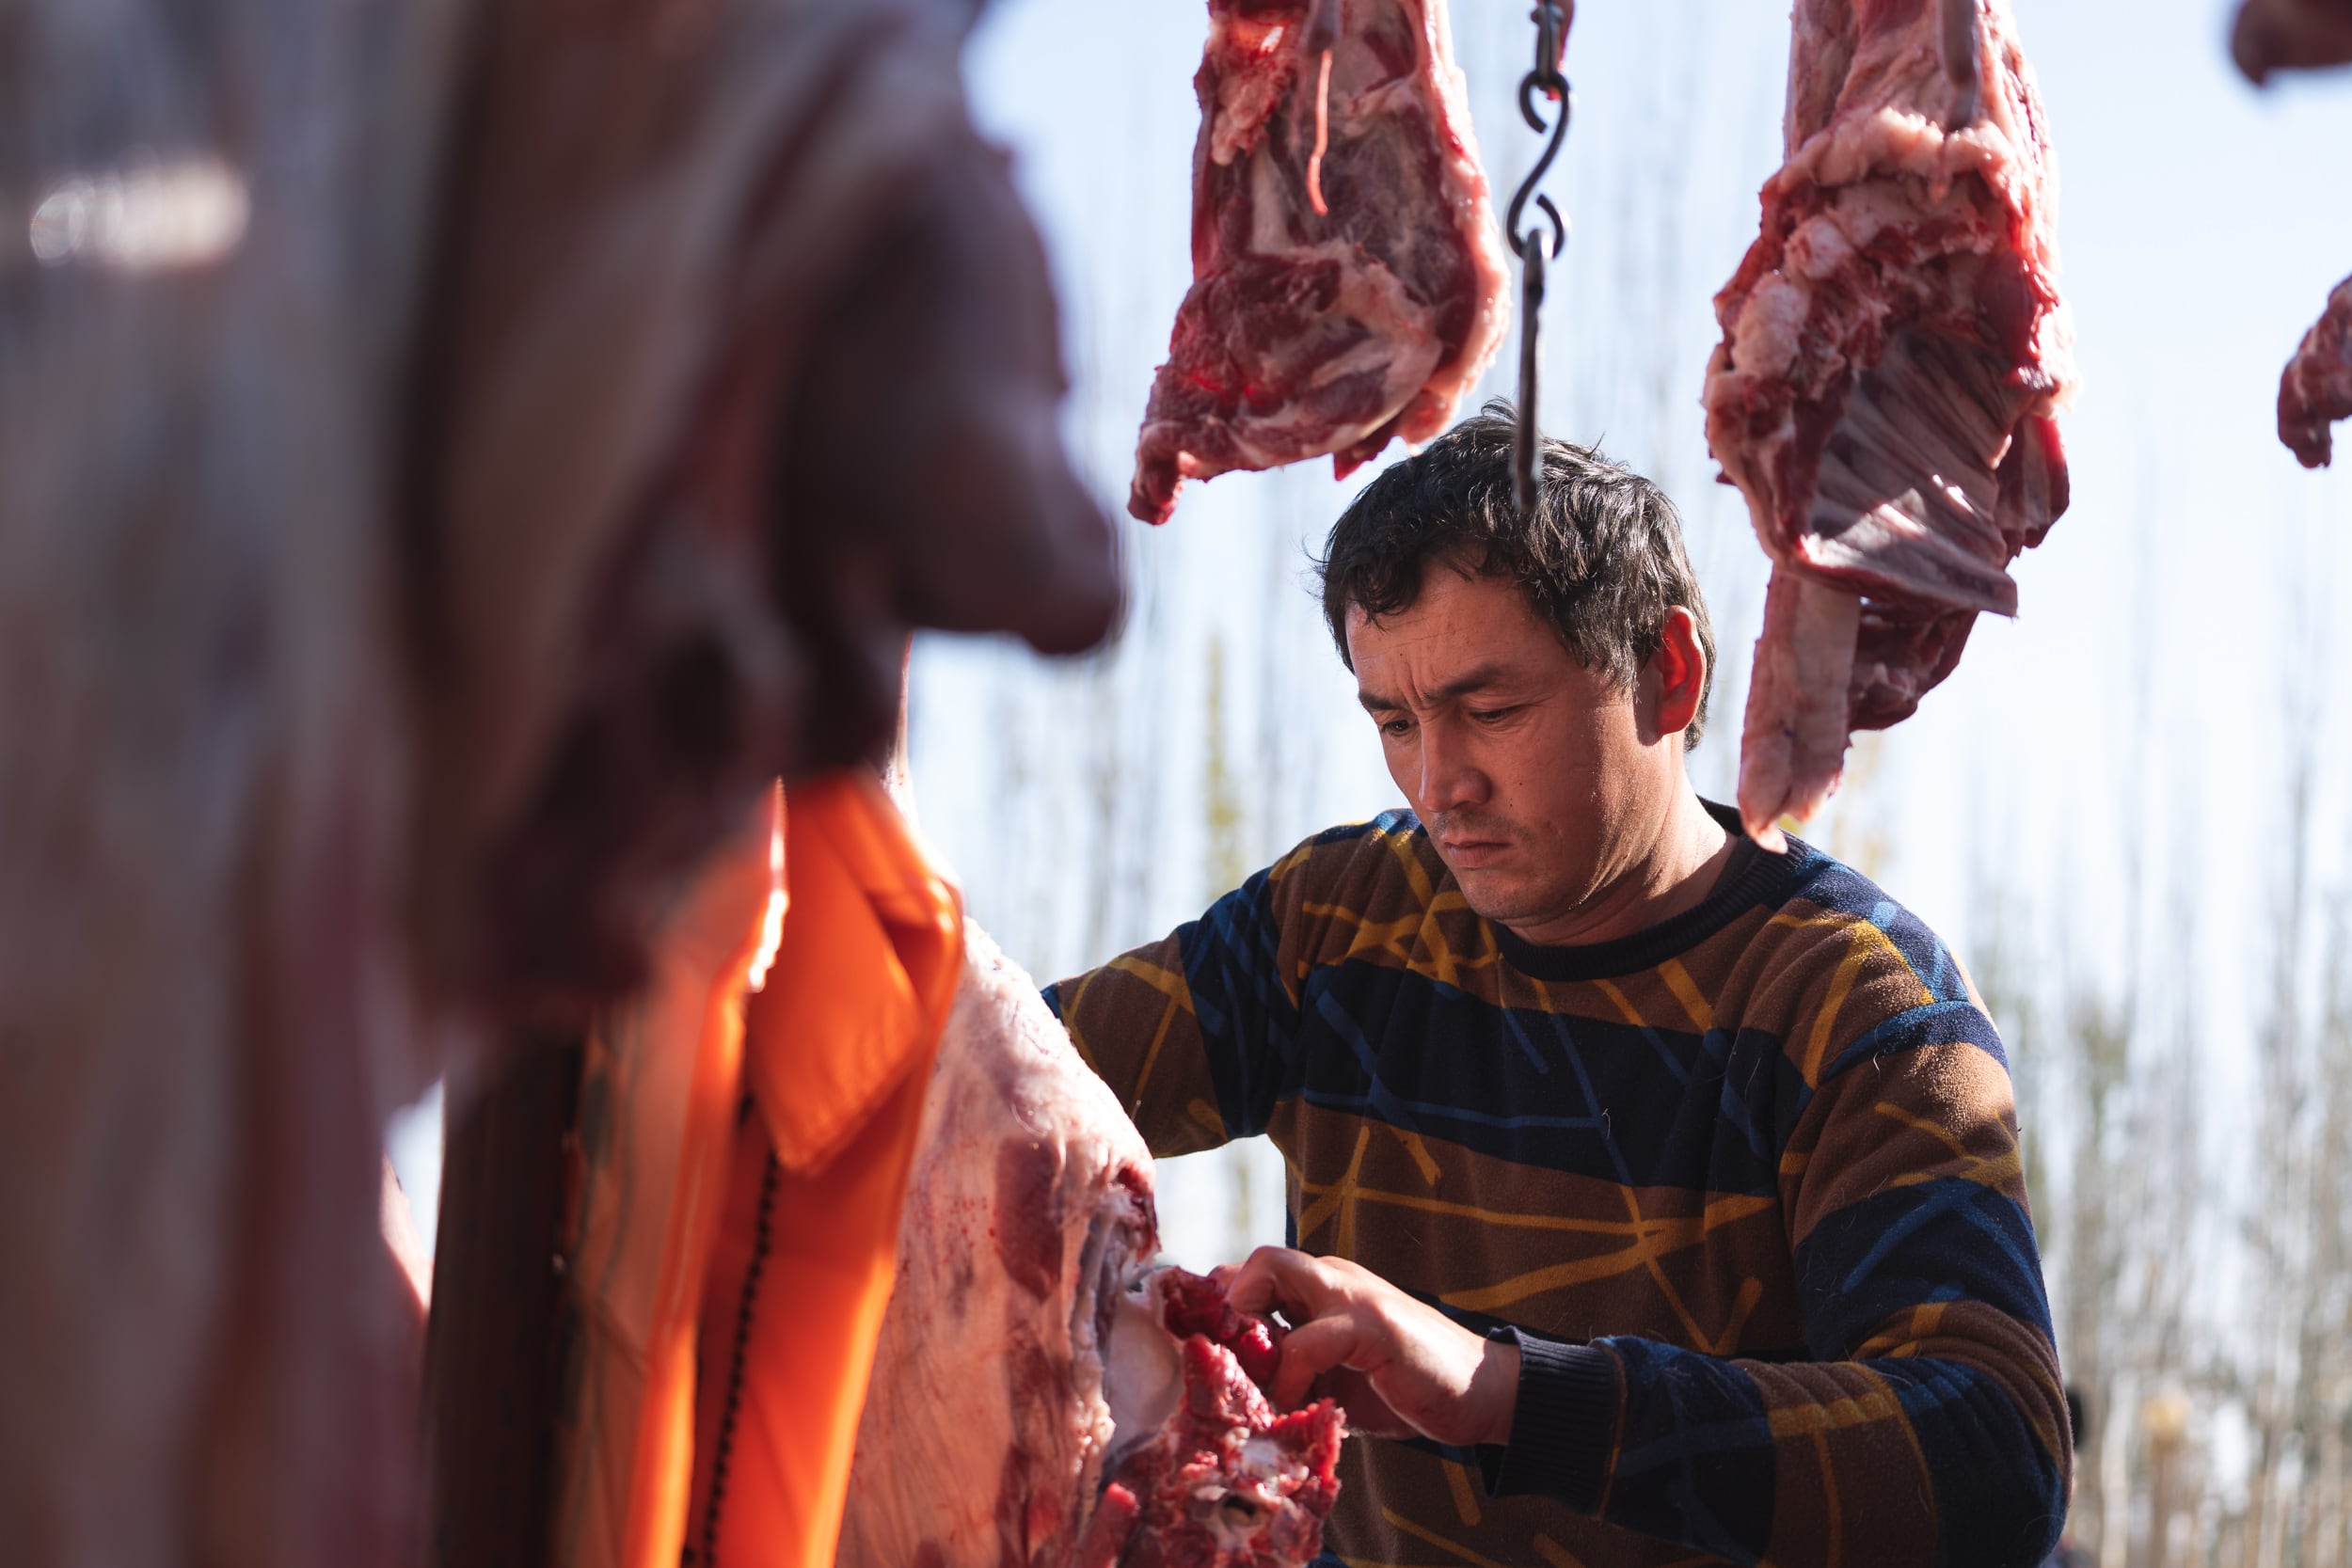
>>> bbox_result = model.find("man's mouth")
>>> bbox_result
[1438,835,1512,870]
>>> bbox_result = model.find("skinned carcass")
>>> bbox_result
[839,927,1343,1568]
[408,0,1120,1015]
[1127,0,1509,525]
[2281,275,2352,468]
[1703,0,2077,847]
[2233,0,2352,82]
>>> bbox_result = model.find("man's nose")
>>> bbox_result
[1418,721,1487,816]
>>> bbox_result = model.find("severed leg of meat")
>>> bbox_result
[1704,0,2077,843]
[840,926,1343,1568]
[2233,0,2352,82]
[2281,274,2352,468]
[1127,0,1508,524]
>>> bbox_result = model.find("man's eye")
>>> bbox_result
[1471,705,1521,724]
[1379,718,1413,738]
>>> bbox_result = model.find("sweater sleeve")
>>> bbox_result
[1043,843,1318,1160]
[1481,1003,2071,1568]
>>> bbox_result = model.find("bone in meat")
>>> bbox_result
[2281,274,2352,469]
[840,926,1343,1568]
[1127,0,1509,525]
[2233,0,2352,82]
[1703,0,2077,847]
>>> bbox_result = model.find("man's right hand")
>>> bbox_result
[1216,1247,1519,1449]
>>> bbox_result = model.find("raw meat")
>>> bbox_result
[1703,0,2076,846]
[1127,0,1509,525]
[0,3,453,1564]
[2233,0,2352,81]
[2281,274,2352,468]
[839,927,1343,1568]
[408,0,1119,1011]
[1083,1275,1344,1568]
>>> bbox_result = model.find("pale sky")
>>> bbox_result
[910,0,2352,1268]
[396,1,2352,1283]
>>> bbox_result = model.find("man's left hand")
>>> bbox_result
[1217,1247,1519,1448]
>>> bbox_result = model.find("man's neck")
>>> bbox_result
[1501,788,1734,949]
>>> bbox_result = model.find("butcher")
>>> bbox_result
[1046,407,2071,1566]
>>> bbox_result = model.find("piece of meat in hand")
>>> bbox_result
[1082,1271,1344,1568]
[2281,274,2352,468]
[1127,0,1508,524]
[1703,0,2076,847]
[2233,0,2352,82]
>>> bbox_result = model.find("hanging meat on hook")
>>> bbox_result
[1127,0,1509,525]
[1702,0,2076,847]
[2232,0,2352,81]
[838,927,1344,1568]
[2280,276,2352,469]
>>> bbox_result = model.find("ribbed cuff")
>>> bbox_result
[1472,1327,1621,1512]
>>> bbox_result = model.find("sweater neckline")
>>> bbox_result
[1486,800,1798,984]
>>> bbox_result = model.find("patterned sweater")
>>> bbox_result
[1044,803,2069,1567]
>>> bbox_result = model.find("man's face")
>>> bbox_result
[1346,565,1669,940]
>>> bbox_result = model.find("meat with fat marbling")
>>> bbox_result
[1702,0,2076,847]
[1127,0,1508,525]
[839,926,1342,1568]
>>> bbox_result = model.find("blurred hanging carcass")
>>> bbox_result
[2232,0,2352,82]
[0,0,1118,1562]
[2230,2,2352,469]
[1128,0,1509,524]
[1702,0,2077,847]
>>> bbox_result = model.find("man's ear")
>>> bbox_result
[1653,607,1707,742]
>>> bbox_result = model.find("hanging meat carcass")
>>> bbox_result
[839,927,1344,1568]
[4,0,1122,1561]
[1703,0,2077,847]
[2281,276,2352,469]
[2233,0,2352,82]
[407,0,1120,1014]
[1127,0,1510,525]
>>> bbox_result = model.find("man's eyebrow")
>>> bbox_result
[1356,663,1518,712]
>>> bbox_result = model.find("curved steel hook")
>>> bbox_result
[1509,1,1572,515]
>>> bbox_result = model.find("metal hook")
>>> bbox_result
[1509,1,1572,515]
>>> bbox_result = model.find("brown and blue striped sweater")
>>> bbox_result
[1044,802,2069,1567]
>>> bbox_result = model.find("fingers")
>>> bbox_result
[1220,1245,1328,1319]
[1270,1314,1365,1413]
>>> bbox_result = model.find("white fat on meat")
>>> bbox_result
[840,927,1343,1568]
[1704,0,2076,845]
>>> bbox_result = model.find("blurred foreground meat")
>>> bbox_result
[3,0,1119,1561]
[409,0,1119,1013]
[0,3,454,1561]
[2280,276,2352,468]
[841,928,1343,1568]
[1128,0,1508,524]
[1703,0,2076,847]
[2233,0,2352,81]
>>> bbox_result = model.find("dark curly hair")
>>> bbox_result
[1315,403,1716,747]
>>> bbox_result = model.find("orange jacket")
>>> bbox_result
[550,774,961,1568]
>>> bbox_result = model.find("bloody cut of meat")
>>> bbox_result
[1703,0,2077,847]
[2233,0,2352,82]
[2281,274,2352,468]
[1127,0,1509,525]
[839,926,1343,1568]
